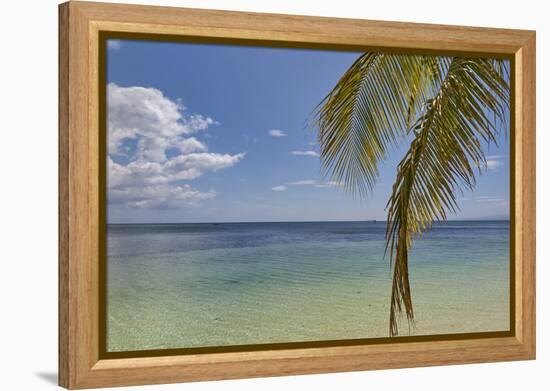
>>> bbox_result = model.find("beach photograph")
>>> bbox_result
[105,39,511,353]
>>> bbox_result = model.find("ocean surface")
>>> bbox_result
[106,220,510,352]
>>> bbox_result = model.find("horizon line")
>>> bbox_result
[107,218,510,225]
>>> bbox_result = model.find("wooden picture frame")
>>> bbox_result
[59,1,536,389]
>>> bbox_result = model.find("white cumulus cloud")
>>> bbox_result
[107,84,243,209]
[109,184,216,209]
[108,84,215,161]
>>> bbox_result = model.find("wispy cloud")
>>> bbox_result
[484,155,505,171]
[315,181,343,188]
[486,159,503,171]
[460,195,506,203]
[477,196,506,202]
[273,179,342,191]
[243,135,257,144]
[291,150,319,157]
[268,129,286,137]
[107,39,123,50]
[287,180,317,185]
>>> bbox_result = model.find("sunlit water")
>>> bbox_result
[106,220,510,352]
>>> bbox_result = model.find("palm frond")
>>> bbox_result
[314,51,509,336]
[314,53,449,197]
[385,57,509,336]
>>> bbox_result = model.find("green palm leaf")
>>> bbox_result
[315,53,446,197]
[315,54,509,336]
[386,57,509,335]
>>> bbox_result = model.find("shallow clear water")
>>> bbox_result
[106,220,510,352]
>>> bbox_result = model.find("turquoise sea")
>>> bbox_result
[106,220,510,352]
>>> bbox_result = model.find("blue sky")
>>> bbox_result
[106,39,510,223]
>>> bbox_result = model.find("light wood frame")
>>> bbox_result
[59,1,536,389]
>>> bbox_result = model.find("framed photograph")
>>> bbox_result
[59,1,536,389]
